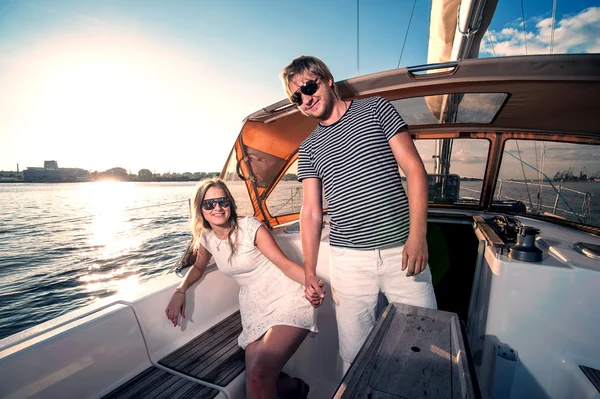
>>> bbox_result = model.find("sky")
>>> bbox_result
[0,0,598,174]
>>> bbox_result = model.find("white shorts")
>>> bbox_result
[329,244,437,363]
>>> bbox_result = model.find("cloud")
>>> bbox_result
[502,142,600,180]
[481,7,600,56]
[453,149,487,164]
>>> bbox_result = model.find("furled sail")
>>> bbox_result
[425,0,499,191]
[426,0,498,120]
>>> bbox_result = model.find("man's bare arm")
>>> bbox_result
[300,177,325,305]
[388,131,429,276]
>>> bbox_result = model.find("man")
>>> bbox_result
[280,55,437,371]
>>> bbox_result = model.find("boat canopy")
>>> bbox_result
[226,54,600,227]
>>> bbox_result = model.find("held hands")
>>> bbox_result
[304,275,325,308]
[402,235,428,277]
[165,290,186,327]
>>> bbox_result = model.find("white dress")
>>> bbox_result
[200,216,317,349]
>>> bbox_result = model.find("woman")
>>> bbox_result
[165,178,321,399]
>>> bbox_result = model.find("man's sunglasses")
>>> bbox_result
[202,197,231,211]
[290,78,319,106]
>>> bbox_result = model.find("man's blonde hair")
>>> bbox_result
[280,55,336,99]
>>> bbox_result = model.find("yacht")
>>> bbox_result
[1,1,599,398]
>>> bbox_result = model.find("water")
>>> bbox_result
[491,180,600,226]
[1,180,598,341]
[0,181,251,341]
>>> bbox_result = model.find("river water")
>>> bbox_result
[0,180,598,340]
[0,181,250,341]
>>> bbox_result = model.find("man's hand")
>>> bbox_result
[304,276,325,308]
[402,235,428,277]
[165,292,186,327]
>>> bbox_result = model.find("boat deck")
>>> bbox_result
[101,367,219,399]
[102,304,482,398]
[102,311,245,398]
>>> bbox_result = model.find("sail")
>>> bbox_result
[427,0,460,66]
[426,0,498,120]
[427,0,498,64]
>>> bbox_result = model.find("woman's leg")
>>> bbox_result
[278,372,308,398]
[244,325,309,399]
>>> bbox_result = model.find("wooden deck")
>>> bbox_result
[159,311,245,386]
[101,367,220,399]
[102,311,244,398]
[333,303,480,399]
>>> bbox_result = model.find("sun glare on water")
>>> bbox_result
[82,273,141,299]
[85,181,141,260]
[78,181,142,296]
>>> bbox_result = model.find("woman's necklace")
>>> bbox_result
[215,231,227,251]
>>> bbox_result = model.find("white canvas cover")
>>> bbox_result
[426,0,499,119]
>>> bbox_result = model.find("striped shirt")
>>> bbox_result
[298,96,410,249]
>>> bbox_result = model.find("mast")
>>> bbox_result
[429,0,499,191]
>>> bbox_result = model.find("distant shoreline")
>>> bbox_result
[2,176,599,184]
[0,171,221,184]
[0,178,213,184]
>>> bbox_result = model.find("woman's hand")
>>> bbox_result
[305,278,325,308]
[165,291,186,327]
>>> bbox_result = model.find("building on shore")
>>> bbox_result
[23,161,89,183]
[0,175,22,182]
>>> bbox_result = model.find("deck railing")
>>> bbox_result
[496,180,593,225]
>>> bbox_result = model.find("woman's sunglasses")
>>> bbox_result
[290,78,319,106]
[202,196,231,211]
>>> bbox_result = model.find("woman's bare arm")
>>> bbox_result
[165,244,212,326]
[254,225,306,285]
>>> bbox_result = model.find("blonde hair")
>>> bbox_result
[191,178,239,261]
[280,55,336,100]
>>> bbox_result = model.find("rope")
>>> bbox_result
[515,141,534,211]
[504,151,584,223]
[357,0,360,76]
[550,0,557,54]
[497,180,589,196]
[534,141,541,210]
[0,200,189,234]
[397,0,417,68]
[496,186,585,218]
[487,30,497,57]
[520,0,528,54]
[539,142,547,214]
[271,188,302,215]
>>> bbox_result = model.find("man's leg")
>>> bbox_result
[329,246,380,367]
[379,245,438,309]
